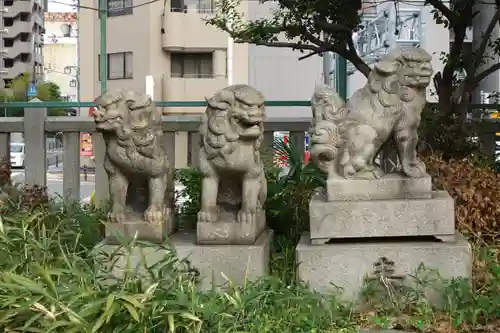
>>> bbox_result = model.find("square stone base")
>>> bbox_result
[309,191,455,243]
[197,210,266,245]
[296,232,472,303]
[327,172,432,201]
[97,229,273,291]
[105,211,176,244]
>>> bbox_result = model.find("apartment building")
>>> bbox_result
[348,0,500,104]
[79,0,324,117]
[43,12,78,101]
[0,0,46,88]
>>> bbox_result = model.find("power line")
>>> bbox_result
[48,0,163,11]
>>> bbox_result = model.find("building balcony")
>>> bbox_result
[3,1,32,17]
[4,21,32,38]
[1,60,34,80]
[5,41,33,59]
[161,8,227,51]
[163,75,227,113]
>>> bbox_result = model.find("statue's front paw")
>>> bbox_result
[197,210,218,223]
[108,210,125,223]
[402,159,427,178]
[144,205,166,224]
[237,210,256,224]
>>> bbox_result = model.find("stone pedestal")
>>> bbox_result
[309,191,455,243]
[197,211,266,245]
[299,172,473,303]
[105,211,176,244]
[296,232,472,302]
[97,229,273,291]
[326,173,432,201]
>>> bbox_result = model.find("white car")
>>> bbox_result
[10,143,25,168]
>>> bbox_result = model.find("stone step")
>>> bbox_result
[309,191,455,243]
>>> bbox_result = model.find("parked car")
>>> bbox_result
[10,142,25,168]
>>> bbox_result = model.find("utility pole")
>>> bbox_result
[99,0,107,94]
[335,55,347,100]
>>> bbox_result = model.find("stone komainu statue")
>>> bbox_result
[309,47,434,179]
[197,84,267,224]
[93,89,174,224]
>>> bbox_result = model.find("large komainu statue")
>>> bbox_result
[310,47,433,179]
[197,85,267,227]
[93,89,174,226]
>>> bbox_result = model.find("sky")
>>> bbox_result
[47,0,77,12]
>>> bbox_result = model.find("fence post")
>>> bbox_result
[92,133,109,206]
[63,132,80,203]
[0,133,9,164]
[24,98,47,187]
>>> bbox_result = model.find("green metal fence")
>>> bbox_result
[1,101,500,111]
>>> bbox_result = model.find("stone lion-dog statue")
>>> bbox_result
[93,89,174,226]
[197,85,267,235]
[309,47,433,179]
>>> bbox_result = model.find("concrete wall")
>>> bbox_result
[247,1,322,118]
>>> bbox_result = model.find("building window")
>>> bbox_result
[170,0,215,13]
[107,0,133,17]
[98,52,133,80]
[171,52,213,78]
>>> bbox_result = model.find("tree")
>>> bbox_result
[207,0,500,158]
[0,73,66,117]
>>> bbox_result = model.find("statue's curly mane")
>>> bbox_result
[200,86,264,161]
[98,89,162,160]
[366,48,432,116]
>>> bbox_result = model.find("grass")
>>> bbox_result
[1,146,500,333]
[0,201,498,333]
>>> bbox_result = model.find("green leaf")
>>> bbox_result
[167,314,175,333]
[34,265,58,297]
[116,294,142,308]
[180,312,201,322]
[121,301,140,322]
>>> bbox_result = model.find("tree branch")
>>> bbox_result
[471,9,500,73]
[314,17,352,33]
[473,62,500,87]
[426,0,457,23]
[232,39,323,52]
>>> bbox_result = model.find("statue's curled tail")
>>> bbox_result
[309,85,345,174]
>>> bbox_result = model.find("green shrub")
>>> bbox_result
[0,204,358,333]
[176,167,203,229]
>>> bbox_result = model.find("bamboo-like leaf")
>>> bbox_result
[0,214,4,234]
[46,320,75,332]
[167,314,175,333]
[179,312,201,322]
[90,312,107,333]
[22,312,44,329]
[2,272,49,296]
[105,294,115,313]
[116,294,142,308]
[121,301,140,322]
[142,282,159,303]
[34,265,58,298]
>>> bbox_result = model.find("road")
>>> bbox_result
[11,163,95,203]
[10,163,188,205]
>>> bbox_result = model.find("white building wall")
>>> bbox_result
[42,16,78,100]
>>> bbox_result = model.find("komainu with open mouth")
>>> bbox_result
[198,84,267,225]
[93,89,174,225]
[309,47,434,179]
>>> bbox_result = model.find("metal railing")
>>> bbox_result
[0,100,499,207]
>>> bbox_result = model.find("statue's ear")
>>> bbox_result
[374,60,399,75]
